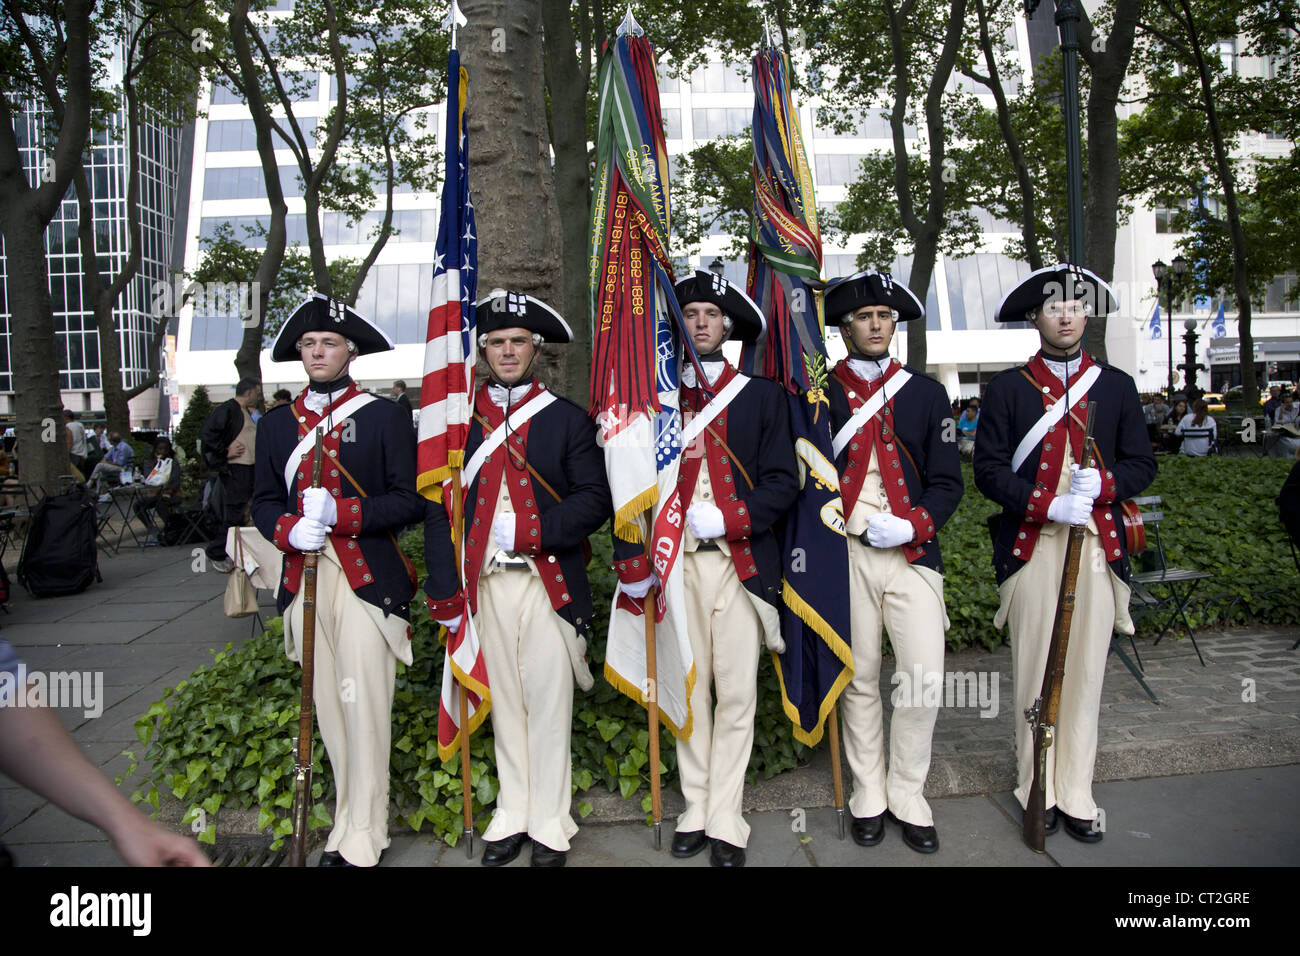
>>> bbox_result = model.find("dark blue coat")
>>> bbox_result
[973,357,1156,585]
[251,388,425,619]
[424,390,612,636]
[827,365,964,575]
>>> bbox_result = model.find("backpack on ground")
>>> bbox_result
[17,491,101,597]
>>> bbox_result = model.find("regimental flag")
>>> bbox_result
[1211,302,1226,339]
[1149,304,1162,340]
[591,28,698,738]
[740,46,852,746]
[418,47,487,760]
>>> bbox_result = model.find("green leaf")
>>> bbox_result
[198,824,216,845]
[257,806,276,831]
[577,801,593,819]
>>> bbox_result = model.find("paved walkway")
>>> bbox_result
[2,543,1297,866]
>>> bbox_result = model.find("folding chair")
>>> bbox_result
[1129,495,1213,665]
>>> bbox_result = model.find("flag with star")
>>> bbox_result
[740,44,851,746]
[592,25,699,739]
[418,45,488,759]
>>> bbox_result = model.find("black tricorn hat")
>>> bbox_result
[994,264,1120,323]
[824,270,924,322]
[270,293,394,362]
[474,289,573,343]
[674,270,766,343]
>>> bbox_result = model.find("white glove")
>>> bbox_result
[1069,464,1102,501]
[618,574,658,600]
[1047,494,1092,526]
[864,512,915,549]
[493,513,517,552]
[437,613,464,634]
[686,501,726,540]
[302,487,337,526]
[288,517,328,552]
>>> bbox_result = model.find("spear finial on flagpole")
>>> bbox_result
[618,4,643,37]
[442,0,467,50]
[761,15,775,50]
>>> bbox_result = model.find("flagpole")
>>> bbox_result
[827,708,846,839]
[643,584,662,850]
[448,469,474,858]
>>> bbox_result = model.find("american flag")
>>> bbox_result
[417,48,488,760]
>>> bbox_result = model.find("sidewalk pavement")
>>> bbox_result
[1,542,1297,866]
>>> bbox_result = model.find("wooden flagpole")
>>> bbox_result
[827,708,846,839]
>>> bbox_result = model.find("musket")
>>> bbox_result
[288,427,324,867]
[1023,402,1097,853]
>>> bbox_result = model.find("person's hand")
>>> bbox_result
[618,573,658,600]
[493,514,517,552]
[1047,494,1091,526]
[107,810,211,867]
[436,613,464,634]
[302,487,337,526]
[686,502,726,540]
[227,441,245,459]
[864,512,914,549]
[1069,464,1101,500]
[288,518,328,551]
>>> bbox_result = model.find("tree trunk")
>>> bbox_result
[0,0,95,488]
[1079,2,1141,362]
[461,0,566,390]
[541,0,591,408]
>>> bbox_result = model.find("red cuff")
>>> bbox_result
[272,514,304,551]
[904,507,936,545]
[514,509,542,555]
[1096,468,1118,506]
[718,497,752,541]
[1024,487,1056,524]
[615,555,652,585]
[336,497,364,536]
[426,591,465,618]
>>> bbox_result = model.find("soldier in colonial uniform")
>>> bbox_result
[251,294,426,867]
[825,271,964,854]
[424,290,611,868]
[974,265,1155,843]
[616,271,797,868]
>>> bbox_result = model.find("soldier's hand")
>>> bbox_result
[685,501,726,540]
[302,487,338,526]
[492,513,517,552]
[1047,494,1091,526]
[436,613,464,634]
[864,512,914,549]
[288,517,329,551]
[618,573,657,600]
[1068,464,1101,500]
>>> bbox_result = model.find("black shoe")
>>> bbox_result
[480,832,527,867]
[530,842,567,868]
[708,838,745,868]
[850,813,885,847]
[1061,811,1103,843]
[670,829,708,859]
[1045,806,1059,836]
[887,810,939,854]
[317,850,348,867]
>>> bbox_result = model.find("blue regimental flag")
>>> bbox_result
[1149,304,1162,340]
[1211,303,1226,339]
[740,46,851,746]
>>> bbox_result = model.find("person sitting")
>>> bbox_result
[133,438,182,526]
[956,401,979,460]
[88,432,136,497]
[1161,399,1188,453]
[1175,400,1217,456]
[1270,391,1300,459]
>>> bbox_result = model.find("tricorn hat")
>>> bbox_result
[994,264,1119,323]
[674,270,766,343]
[824,270,924,323]
[270,293,394,362]
[474,289,573,343]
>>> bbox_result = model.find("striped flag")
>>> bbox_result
[593,29,698,739]
[417,48,487,760]
[740,46,852,746]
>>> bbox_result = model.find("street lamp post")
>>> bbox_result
[1152,255,1189,399]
